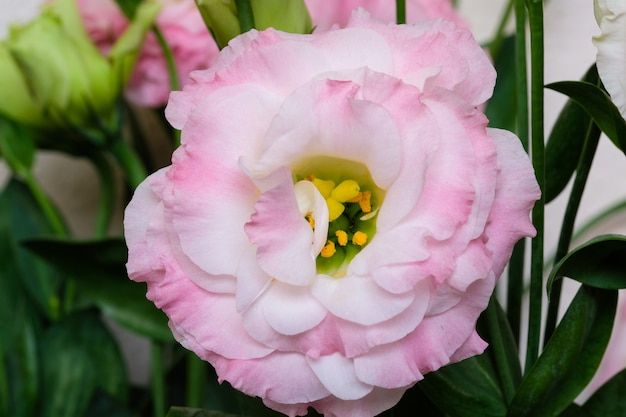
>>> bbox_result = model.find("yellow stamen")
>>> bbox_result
[320,240,336,258]
[305,174,316,181]
[335,230,348,246]
[305,213,315,229]
[326,197,345,222]
[352,231,368,246]
[311,178,335,199]
[331,180,360,203]
[346,191,372,213]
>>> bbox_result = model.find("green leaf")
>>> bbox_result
[39,309,128,417]
[166,407,245,417]
[83,389,137,417]
[0,178,62,320]
[582,369,626,417]
[477,297,522,403]
[485,34,517,132]
[24,237,173,342]
[545,65,599,203]
[546,79,626,154]
[547,234,626,295]
[506,286,617,417]
[560,404,594,417]
[419,352,507,417]
[0,117,35,178]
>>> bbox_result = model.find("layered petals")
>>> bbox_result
[125,11,539,417]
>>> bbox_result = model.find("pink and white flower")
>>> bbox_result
[304,0,467,31]
[593,0,626,119]
[78,0,218,107]
[125,11,539,417]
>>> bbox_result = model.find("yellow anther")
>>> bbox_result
[305,174,316,181]
[305,213,315,229]
[335,230,348,246]
[311,178,335,199]
[352,231,368,246]
[331,180,360,203]
[346,191,372,213]
[326,197,345,222]
[358,191,372,213]
[320,240,336,258]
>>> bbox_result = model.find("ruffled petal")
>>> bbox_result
[307,353,373,400]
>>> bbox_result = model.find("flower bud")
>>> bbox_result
[0,0,160,132]
[195,0,311,48]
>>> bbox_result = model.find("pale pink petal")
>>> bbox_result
[307,353,373,400]
[266,386,408,417]
[260,281,327,336]
[485,128,540,276]
[312,274,414,325]
[245,169,320,286]
[211,352,331,404]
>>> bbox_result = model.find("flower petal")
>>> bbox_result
[307,353,373,400]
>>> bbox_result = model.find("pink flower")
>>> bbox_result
[305,0,468,31]
[78,0,218,107]
[124,11,539,417]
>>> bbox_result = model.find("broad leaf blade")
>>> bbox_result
[547,234,626,295]
[40,310,128,417]
[0,178,62,320]
[419,353,507,417]
[24,237,173,342]
[166,407,244,417]
[507,286,617,417]
[485,34,517,132]
[546,80,626,153]
[583,369,626,417]
[545,65,600,203]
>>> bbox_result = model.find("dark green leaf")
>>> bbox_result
[560,404,594,417]
[419,352,507,417]
[0,117,35,177]
[507,286,617,417]
[545,65,599,203]
[546,79,626,154]
[485,34,518,132]
[83,389,137,417]
[39,309,128,417]
[477,297,522,403]
[24,237,173,342]
[166,407,245,417]
[582,368,626,417]
[114,0,143,19]
[0,178,62,320]
[547,234,626,295]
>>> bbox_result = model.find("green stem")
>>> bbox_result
[22,173,68,237]
[109,138,148,189]
[90,153,116,238]
[235,0,255,33]
[153,25,181,147]
[524,0,545,373]
[485,298,517,404]
[489,0,515,57]
[396,0,406,24]
[507,0,530,348]
[151,342,166,417]
[186,352,206,408]
[543,121,601,343]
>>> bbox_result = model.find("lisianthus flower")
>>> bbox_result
[593,0,626,119]
[304,0,467,31]
[125,11,540,417]
[78,0,219,107]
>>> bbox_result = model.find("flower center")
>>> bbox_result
[292,157,383,276]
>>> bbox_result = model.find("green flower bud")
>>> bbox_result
[0,0,161,132]
[195,0,312,48]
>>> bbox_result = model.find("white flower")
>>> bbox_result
[594,0,626,119]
